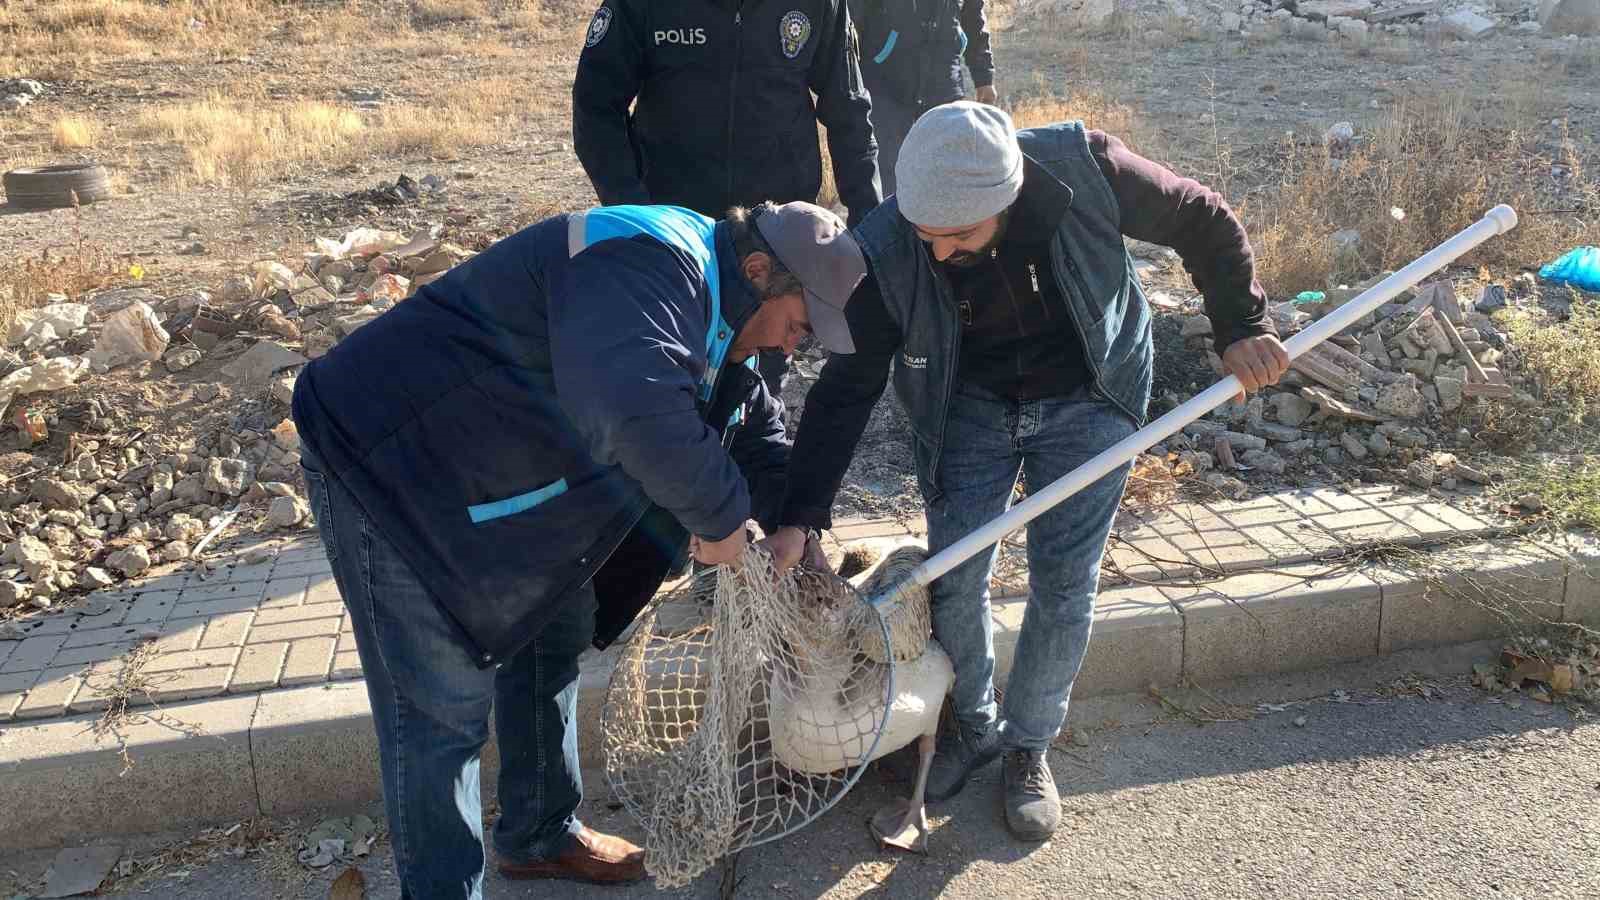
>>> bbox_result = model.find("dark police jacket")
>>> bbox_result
[291,207,789,665]
[572,0,882,225]
[850,0,994,107]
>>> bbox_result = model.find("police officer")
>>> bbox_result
[573,0,882,396]
[850,0,996,196]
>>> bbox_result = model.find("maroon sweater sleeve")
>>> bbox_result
[1086,129,1275,353]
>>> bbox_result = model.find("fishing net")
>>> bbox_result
[601,542,930,888]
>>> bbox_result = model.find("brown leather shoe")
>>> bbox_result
[497,827,646,884]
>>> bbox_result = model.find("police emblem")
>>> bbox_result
[585,6,613,47]
[779,10,812,59]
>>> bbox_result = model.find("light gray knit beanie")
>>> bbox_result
[895,101,1023,228]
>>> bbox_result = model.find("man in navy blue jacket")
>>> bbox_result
[291,201,864,893]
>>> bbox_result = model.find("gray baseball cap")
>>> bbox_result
[753,202,867,355]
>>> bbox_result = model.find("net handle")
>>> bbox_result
[871,204,1519,610]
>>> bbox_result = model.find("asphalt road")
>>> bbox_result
[6,642,1599,899]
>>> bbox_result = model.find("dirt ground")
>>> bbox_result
[1,0,1597,528]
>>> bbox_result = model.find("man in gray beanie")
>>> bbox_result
[766,101,1289,842]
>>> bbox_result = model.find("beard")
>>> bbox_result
[940,211,1011,268]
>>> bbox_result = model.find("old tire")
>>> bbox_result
[2,164,112,210]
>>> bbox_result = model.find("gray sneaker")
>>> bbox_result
[925,724,1004,804]
[1003,750,1061,841]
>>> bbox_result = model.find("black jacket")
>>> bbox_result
[850,0,993,107]
[573,0,882,226]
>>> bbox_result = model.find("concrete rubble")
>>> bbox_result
[0,223,476,610]
[1167,268,1560,494]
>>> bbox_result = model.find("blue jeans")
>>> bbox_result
[302,448,587,900]
[922,382,1135,751]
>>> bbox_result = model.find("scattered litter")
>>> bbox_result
[297,816,377,869]
[89,302,170,369]
[1538,246,1600,292]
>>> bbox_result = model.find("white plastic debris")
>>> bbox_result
[252,261,297,299]
[7,303,89,346]
[314,227,407,261]
[0,355,90,409]
[89,301,170,369]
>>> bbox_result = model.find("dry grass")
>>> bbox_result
[0,201,123,334]
[51,115,101,149]
[134,97,366,187]
[123,76,527,187]
[412,0,489,26]
[0,0,279,74]
[1501,297,1600,410]
[1243,93,1600,297]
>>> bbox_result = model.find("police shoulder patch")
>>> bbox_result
[585,6,613,48]
[779,10,812,59]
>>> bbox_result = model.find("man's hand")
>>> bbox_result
[690,526,748,567]
[1221,334,1291,404]
[759,526,830,572]
[975,84,999,106]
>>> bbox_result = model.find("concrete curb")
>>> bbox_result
[2,533,1595,850]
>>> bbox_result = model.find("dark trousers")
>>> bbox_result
[302,447,588,899]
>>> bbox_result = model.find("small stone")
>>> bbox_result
[32,478,87,511]
[165,347,203,372]
[1271,393,1314,428]
[196,383,223,403]
[1406,458,1438,488]
[271,419,301,452]
[173,474,207,503]
[0,580,29,607]
[268,496,308,528]
[1475,284,1509,313]
[1440,476,1459,491]
[1254,423,1302,443]
[204,457,251,496]
[1516,492,1544,512]
[1324,447,1345,465]
[106,544,152,577]
[1241,449,1288,475]
[1435,376,1464,412]
[1204,472,1250,500]
[1375,379,1425,419]
[162,540,193,563]
[1340,432,1370,460]
[165,513,205,543]
[79,567,115,589]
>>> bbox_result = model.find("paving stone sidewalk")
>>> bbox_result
[0,486,1517,724]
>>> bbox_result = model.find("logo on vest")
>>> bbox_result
[900,351,928,369]
[585,6,612,47]
[779,11,811,59]
[655,27,708,45]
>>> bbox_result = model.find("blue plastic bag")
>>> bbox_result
[1538,246,1600,293]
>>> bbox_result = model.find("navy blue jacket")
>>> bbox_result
[572,0,882,225]
[292,207,789,665]
[851,0,993,107]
